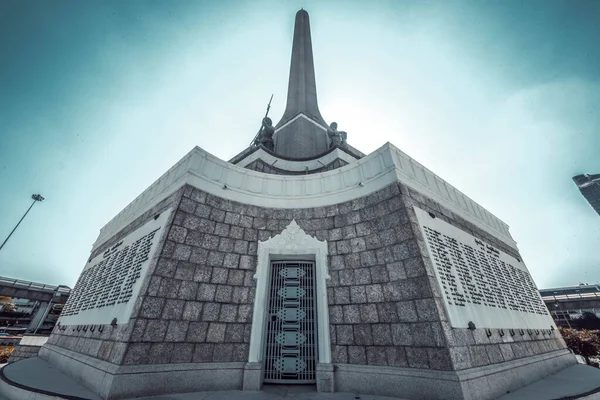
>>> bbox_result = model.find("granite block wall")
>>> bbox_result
[45,180,565,374]
[44,188,185,365]
[7,345,41,364]
[397,183,567,371]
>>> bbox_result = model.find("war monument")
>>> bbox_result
[2,9,575,400]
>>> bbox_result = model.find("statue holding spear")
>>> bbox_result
[251,94,275,151]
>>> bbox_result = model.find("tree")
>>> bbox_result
[559,327,600,365]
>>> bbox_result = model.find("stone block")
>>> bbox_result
[131,319,147,342]
[185,231,204,247]
[173,244,192,261]
[345,253,361,268]
[237,305,253,322]
[366,346,387,365]
[391,324,413,346]
[209,208,226,223]
[470,345,491,367]
[226,323,245,343]
[334,287,351,304]
[448,346,471,370]
[370,266,389,283]
[158,278,182,299]
[342,225,357,240]
[165,320,189,342]
[143,320,169,342]
[349,286,367,303]
[168,226,188,243]
[213,344,234,362]
[354,268,372,285]
[182,301,203,321]
[360,251,378,267]
[190,248,209,264]
[347,346,367,364]
[123,343,151,365]
[329,305,343,324]
[359,304,379,323]
[203,303,221,321]
[233,240,249,254]
[232,343,249,361]
[148,343,174,364]
[372,324,393,345]
[415,298,439,322]
[382,282,403,301]
[207,323,227,343]
[160,298,185,320]
[232,286,250,303]
[208,251,225,267]
[211,267,228,284]
[218,238,234,253]
[230,226,245,240]
[336,325,354,345]
[343,305,361,323]
[197,283,217,301]
[365,284,384,303]
[487,344,505,364]
[186,322,209,342]
[339,269,355,286]
[386,346,408,367]
[179,197,197,214]
[193,343,214,363]
[406,347,429,369]
[146,276,162,296]
[239,255,255,270]
[427,348,452,371]
[161,241,176,257]
[202,234,220,250]
[215,285,233,302]
[175,262,196,281]
[171,343,194,363]
[178,281,199,300]
[351,237,367,252]
[387,261,406,281]
[377,302,399,323]
[194,203,212,218]
[140,297,165,318]
[224,253,240,269]
[332,345,349,363]
[220,304,238,322]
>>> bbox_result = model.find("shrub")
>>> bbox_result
[559,327,600,365]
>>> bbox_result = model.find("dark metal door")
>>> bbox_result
[264,261,317,383]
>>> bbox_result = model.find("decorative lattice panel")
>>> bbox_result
[264,261,316,384]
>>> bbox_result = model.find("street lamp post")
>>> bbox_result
[0,194,45,252]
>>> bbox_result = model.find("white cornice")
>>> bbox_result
[93,143,516,251]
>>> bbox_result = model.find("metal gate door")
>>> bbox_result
[264,261,316,383]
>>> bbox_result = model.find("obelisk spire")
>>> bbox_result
[273,9,329,158]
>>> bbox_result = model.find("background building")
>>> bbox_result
[0,276,70,335]
[573,174,600,216]
[540,284,600,328]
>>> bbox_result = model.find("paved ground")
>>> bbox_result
[3,357,600,400]
[136,385,406,400]
[1,357,102,400]
[498,364,600,400]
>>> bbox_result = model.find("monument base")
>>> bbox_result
[334,349,575,400]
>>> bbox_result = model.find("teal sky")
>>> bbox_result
[0,0,598,289]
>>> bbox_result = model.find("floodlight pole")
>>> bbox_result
[0,194,45,252]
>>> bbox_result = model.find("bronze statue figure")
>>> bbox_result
[328,122,347,148]
[256,117,275,151]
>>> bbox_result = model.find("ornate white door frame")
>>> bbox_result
[247,220,331,366]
